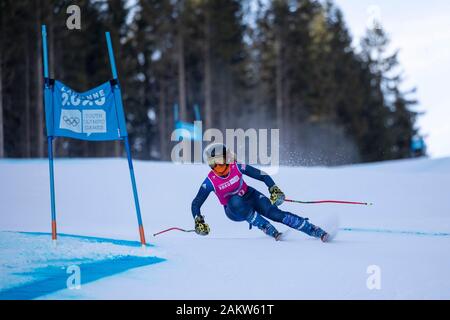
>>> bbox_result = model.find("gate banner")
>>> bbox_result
[45,80,127,141]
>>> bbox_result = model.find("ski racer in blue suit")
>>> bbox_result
[191,143,330,241]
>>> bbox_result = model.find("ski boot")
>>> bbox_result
[320,232,330,243]
[273,230,283,241]
[247,212,281,241]
[282,214,327,240]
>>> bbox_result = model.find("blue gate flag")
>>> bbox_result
[174,121,202,141]
[44,80,128,141]
[41,25,147,246]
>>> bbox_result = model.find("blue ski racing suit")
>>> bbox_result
[191,163,326,240]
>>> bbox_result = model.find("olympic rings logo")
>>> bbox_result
[63,116,80,127]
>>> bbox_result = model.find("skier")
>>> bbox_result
[191,143,331,241]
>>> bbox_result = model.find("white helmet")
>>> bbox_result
[203,143,235,168]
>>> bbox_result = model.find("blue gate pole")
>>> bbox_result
[48,137,57,240]
[106,32,146,246]
[194,104,201,121]
[124,137,146,245]
[42,25,49,78]
[105,32,118,79]
[42,25,57,241]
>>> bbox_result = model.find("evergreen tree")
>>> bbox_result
[0,0,422,164]
[359,22,418,161]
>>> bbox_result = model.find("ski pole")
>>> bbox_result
[285,198,373,206]
[153,227,196,237]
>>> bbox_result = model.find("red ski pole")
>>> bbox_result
[285,198,373,206]
[153,227,196,237]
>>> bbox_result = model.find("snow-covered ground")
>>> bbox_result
[1,157,449,299]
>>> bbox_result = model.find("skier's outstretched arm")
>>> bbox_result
[191,178,213,236]
[191,178,213,218]
[238,163,285,206]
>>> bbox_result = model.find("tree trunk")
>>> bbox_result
[158,79,167,160]
[25,36,31,157]
[275,35,283,130]
[114,137,121,156]
[177,1,187,122]
[35,0,44,157]
[177,33,187,121]
[203,4,212,129]
[176,3,190,162]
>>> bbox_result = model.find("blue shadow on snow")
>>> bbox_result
[17,231,154,247]
[0,232,165,300]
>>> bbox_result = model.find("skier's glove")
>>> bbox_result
[194,215,210,236]
[269,185,285,206]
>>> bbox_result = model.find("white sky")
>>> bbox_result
[333,0,450,158]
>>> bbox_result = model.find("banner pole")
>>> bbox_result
[124,136,146,246]
[105,31,146,246]
[47,136,57,240]
[42,25,49,78]
[105,32,118,79]
[42,25,56,241]
[194,104,201,121]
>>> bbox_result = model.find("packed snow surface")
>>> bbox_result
[1,157,449,299]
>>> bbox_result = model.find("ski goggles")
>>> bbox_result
[208,155,227,167]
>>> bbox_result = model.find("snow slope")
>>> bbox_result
[1,157,449,299]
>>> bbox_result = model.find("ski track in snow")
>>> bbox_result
[1,157,450,299]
